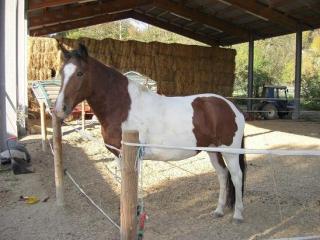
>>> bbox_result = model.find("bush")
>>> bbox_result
[301,73,320,110]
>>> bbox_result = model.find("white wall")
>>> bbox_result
[0,0,5,149]
[0,0,27,150]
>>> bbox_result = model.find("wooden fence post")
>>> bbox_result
[52,112,64,206]
[81,101,85,131]
[40,101,47,152]
[121,130,139,240]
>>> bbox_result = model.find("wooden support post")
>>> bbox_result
[247,34,254,112]
[52,112,64,206]
[81,101,85,131]
[121,130,139,240]
[40,101,47,152]
[293,30,302,120]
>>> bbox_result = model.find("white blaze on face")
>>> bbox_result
[55,63,77,118]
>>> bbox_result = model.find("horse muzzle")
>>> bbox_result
[54,103,71,119]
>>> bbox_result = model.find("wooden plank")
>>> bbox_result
[130,11,218,46]
[46,90,60,95]
[30,11,130,36]
[218,0,308,30]
[29,0,152,28]
[40,101,47,152]
[44,86,61,91]
[153,0,250,40]
[268,0,290,8]
[28,0,79,11]
[121,130,139,240]
[52,112,64,206]
[81,101,85,131]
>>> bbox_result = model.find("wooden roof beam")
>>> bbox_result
[153,0,250,40]
[30,12,129,36]
[218,0,306,31]
[268,0,290,8]
[28,0,81,11]
[29,0,153,28]
[130,11,218,46]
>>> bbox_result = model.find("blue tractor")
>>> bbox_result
[254,85,294,120]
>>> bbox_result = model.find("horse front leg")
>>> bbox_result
[209,152,228,218]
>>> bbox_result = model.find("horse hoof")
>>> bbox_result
[212,211,224,218]
[232,218,244,224]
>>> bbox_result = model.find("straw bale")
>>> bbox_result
[28,36,235,100]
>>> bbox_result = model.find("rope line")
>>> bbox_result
[62,121,121,153]
[121,142,320,156]
[270,236,320,240]
[269,157,284,222]
[226,96,320,101]
[65,170,120,230]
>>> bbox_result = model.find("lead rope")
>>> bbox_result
[136,146,147,240]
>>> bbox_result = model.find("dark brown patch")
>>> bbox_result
[217,152,226,168]
[191,96,237,147]
[85,58,131,156]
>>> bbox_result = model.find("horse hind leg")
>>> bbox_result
[222,152,246,223]
[209,152,228,218]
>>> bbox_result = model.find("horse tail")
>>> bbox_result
[226,136,246,208]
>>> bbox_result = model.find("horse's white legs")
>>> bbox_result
[223,153,244,222]
[209,152,228,217]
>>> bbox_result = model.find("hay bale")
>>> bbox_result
[28,36,236,103]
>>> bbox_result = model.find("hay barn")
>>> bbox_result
[1,1,320,240]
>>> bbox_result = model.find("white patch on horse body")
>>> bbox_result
[55,63,77,117]
[122,81,197,160]
[122,80,245,161]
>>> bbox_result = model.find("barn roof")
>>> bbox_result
[28,0,320,46]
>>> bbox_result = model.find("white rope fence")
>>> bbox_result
[65,170,120,230]
[121,142,320,156]
[270,236,320,240]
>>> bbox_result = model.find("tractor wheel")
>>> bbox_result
[262,104,278,120]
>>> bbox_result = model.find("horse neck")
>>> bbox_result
[86,58,131,127]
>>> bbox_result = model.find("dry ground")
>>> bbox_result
[1,120,320,240]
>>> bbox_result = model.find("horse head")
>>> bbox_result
[55,43,92,119]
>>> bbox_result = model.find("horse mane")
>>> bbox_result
[61,43,89,62]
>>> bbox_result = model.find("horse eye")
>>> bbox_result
[77,71,83,77]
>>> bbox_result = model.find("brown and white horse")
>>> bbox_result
[54,44,247,222]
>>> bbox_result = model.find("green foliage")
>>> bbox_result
[233,43,248,95]
[301,73,320,110]
[58,19,204,45]
[60,20,132,40]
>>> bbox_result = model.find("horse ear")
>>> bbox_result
[78,43,88,60]
[58,42,71,60]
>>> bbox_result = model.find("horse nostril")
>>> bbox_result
[63,105,67,112]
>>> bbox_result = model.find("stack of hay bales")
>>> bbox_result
[28,37,236,98]
[28,37,61,80]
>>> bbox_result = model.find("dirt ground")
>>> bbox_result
[1,120,320,240]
